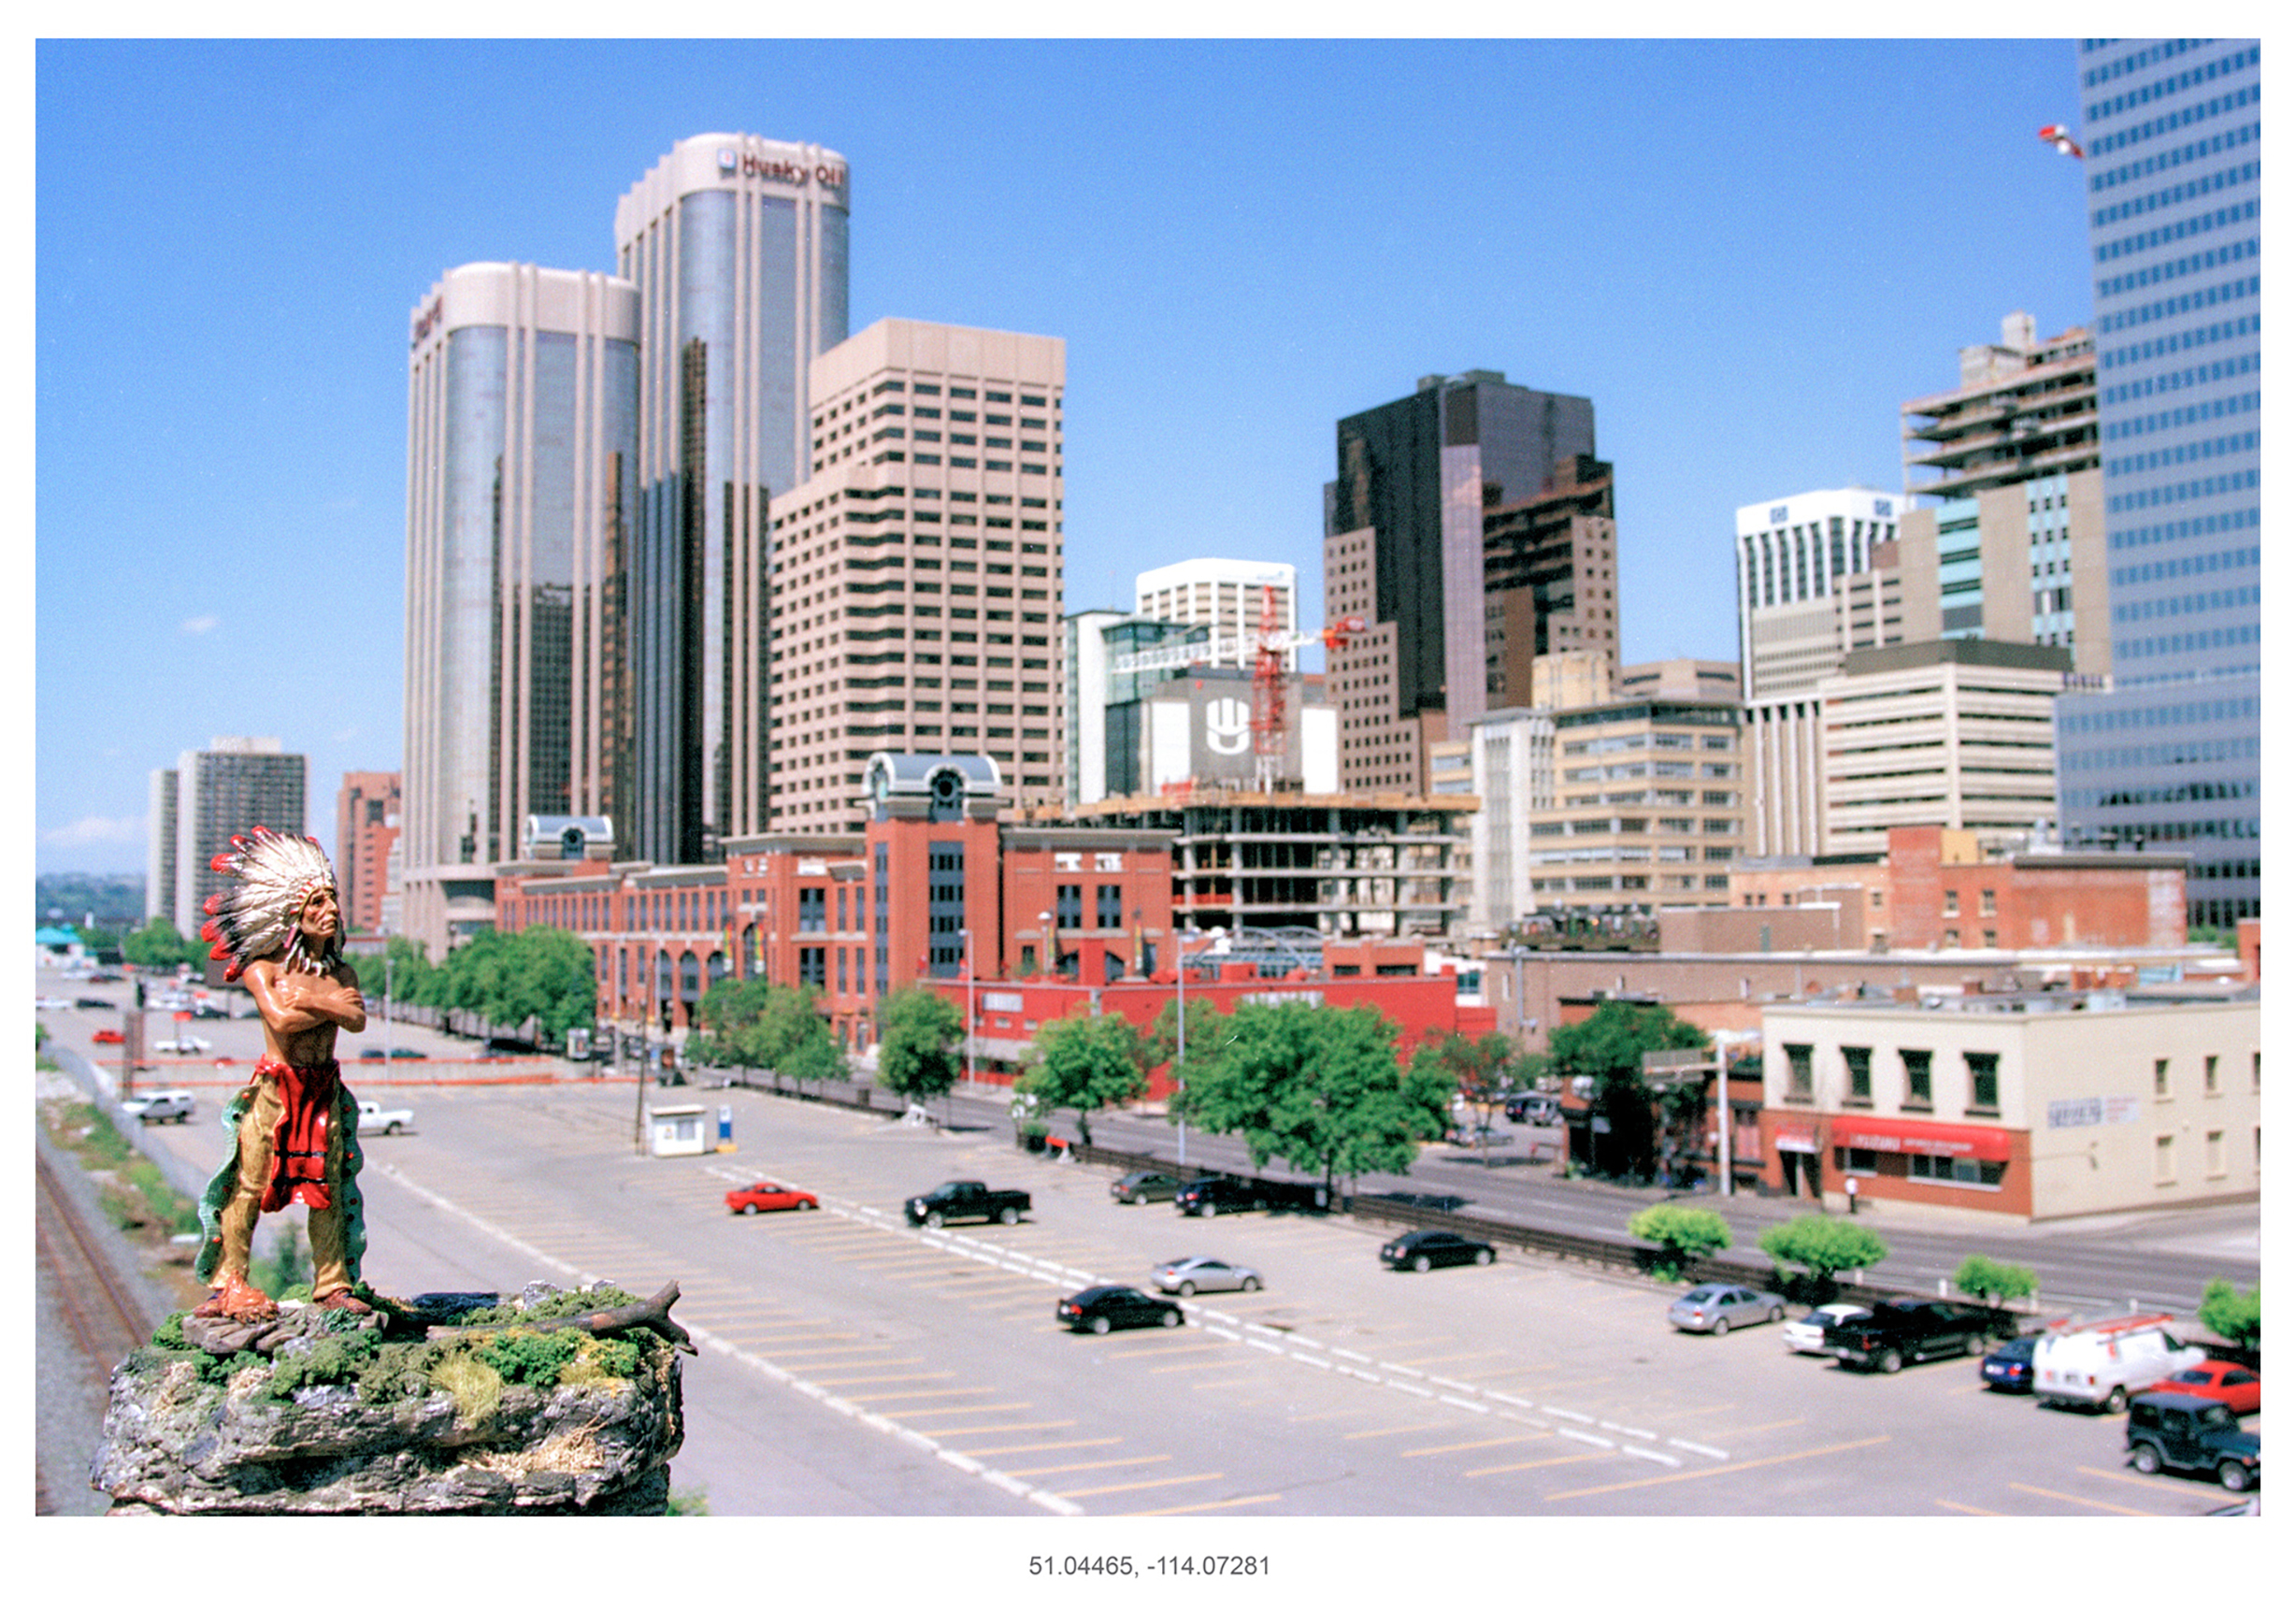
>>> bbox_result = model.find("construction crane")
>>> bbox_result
[1251,584,1362,790]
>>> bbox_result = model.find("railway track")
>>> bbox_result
[36,1140,158,1514]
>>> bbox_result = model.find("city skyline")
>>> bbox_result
[36,37,2100,878]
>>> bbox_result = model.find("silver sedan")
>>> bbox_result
[1149,1256,1263,1297]
[1667,1282,1787,1335]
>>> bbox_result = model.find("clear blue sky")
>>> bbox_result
[35,36,2098,881]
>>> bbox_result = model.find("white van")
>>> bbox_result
[2032,1312,2205,1413]
[122,1089,195,1125]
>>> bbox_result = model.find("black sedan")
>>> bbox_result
[1980,1334,2042,1393]
[1057,1285,1183,1335]
[1379,1229,1495,1272]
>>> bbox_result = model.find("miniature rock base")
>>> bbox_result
[93,1291,684,1515]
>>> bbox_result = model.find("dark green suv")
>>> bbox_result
[2126,1391,2260,1493]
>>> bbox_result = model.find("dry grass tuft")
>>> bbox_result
[429,1350,504,1429]
[466,1419,605,1477]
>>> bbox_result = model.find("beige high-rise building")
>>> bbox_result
[1819,640,2070,856]
[173,738,306,938]
[762,318,1067,836]
[1135,559,1298,668]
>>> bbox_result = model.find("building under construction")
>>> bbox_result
[1033,783,1472,940]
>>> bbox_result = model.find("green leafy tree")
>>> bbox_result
[1183,1001,1451,1198]
[122,916,206,970]
[1143,995,1229,1092]
[877,986,964,1116]
[1759,1213,1889,1287]
[691,980,847,1087]
[1022,1013,1147,1147]
[1628,1204,1735,1276]
[1954,1255,2040,1307]
[432,927,599,1047]
[1543,999,1709,1179]
[2198,1277,2260,1352]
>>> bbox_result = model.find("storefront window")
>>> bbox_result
[1909,1154,2003,1187]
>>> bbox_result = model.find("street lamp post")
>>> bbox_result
[1711,1028,1760,1199]
[1174,951,1186,1171]
[960,927,975,1089]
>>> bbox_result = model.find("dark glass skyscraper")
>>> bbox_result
[615,134,852,863]
[1323,371,1596,792]
[2054,39,2260,926]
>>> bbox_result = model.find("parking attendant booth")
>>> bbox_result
[646,1102,709,1157]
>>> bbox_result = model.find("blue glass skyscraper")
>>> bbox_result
[616,134,853,864]
[2055,38,2260,927]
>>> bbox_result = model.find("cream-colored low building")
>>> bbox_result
[1759,992,2259,1221]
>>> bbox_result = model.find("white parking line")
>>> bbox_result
[1669,1439,1731,1459]
[1439,1395,1490,1415]
[1284,1334,1324,1349]
[1429,1375,1477,1393]
[1292,1354,1332,1371]
[1380,1362,1425,1378]
[1599,1421,1658,1440]
[1621,1445,1681,1467]
[370,1165,1084,1516]
[1543,1406,1594,1423]
[1557,1429,1616,1450]
[1331,1348,1371,1363]
[1387,1381,1434,1399]
[1485,1391,1536,1408]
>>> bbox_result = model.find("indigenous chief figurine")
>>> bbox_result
[192,827,373,1320]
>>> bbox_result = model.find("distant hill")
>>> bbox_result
[36,873,147,929]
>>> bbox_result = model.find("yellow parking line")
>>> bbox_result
[1935,1499,2006,1516]
[1404,1436,1551,1459]
[1062,1473,1226,1500]
[1543,1435,1892,1501]
[2075,1466,2247,1505]
[1700,1416,1807,1441]
[773,1356,926,1373]
[1098,1340,1195,1360]
[1146,1358,1261,1375]
[1465,1450,1617,1478]
[1121,1494,1283,1516]
[1188,1377,1269,1390]
[1346,1422,1449,1442]
[965,1438,1123,1459]
[874,1402,1034,1420]
[918,1421,1075,1439]
[1022,1455,1175,1476]
[2009,1482,2154,1516]
[826,1385,992,1401]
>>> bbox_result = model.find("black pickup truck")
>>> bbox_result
[1823,1297,2016,1373]
[906,1180,1032,1229]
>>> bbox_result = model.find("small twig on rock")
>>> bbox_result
[425,1280,696,1356]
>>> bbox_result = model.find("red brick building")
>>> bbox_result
[493,754,1472,1063]
[1726,825,2188,953]
[335,771,401,936]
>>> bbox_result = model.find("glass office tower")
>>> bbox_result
[2055,38,2260,927]
[615,134,852,863]
[403,263,640,956]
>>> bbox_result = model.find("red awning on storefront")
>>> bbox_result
[1829,1114,2015,1161]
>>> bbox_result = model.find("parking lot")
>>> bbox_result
[108,1072,2252,1518]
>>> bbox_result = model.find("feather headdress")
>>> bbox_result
[201,826,341,981]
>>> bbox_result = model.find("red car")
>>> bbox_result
[725,1180,819,1215]
[2147,1359,2261,1415]
[90,1028,124,1044]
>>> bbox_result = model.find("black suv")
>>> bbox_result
[2127,1392,2261,1493]
[1174,1176,1260,1217]
[1110,1169,1186,1205]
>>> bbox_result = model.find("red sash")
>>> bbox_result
[252,1056,339,1213]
